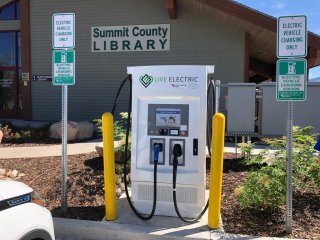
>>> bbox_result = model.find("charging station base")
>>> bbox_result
[104,190,225,240]
[132,181,206,218]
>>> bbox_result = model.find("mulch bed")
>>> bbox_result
[0,152,319,239]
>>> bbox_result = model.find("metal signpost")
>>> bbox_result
[276,15,307,234]
[52,13,75,214]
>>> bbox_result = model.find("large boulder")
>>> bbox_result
[95,145,103,157]
[76,121,94,139]
[49,121,79,141]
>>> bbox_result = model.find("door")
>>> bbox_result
[0,32,19,118]
[0,67,17,118]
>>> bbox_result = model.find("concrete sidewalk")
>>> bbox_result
[0,140,267,159]
[54,193,294,240]
[0,140,101,159]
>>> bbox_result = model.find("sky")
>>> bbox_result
[234,0,320,81]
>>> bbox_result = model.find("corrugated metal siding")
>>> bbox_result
[30,0,244,121]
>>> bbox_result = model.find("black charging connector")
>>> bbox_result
[172,144,182,157]
[172,143,208,223]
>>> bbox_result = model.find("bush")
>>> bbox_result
[238,142,254,159]
[235,126,320,209]
[0,122,51,142]
[94,112,131,153]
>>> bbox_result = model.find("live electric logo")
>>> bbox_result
[139,74,153,88]
[139,74,199,89]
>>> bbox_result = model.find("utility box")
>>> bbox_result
[259,82,320,136]
[259,83,287,136]
[226,83,256,135]
[127,65,214,218]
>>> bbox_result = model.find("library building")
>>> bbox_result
[0,0,320,121]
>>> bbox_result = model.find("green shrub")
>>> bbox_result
[94,112,131,153]
[0,124,15,139]
[0,123,51,142]
[238,142,254,159]
[235,126,320,209]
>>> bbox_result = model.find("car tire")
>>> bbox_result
[19,229,52,240]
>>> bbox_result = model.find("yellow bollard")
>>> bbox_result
[102,112,117,221]
[208,113,225,229]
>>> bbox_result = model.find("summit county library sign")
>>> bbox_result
[91,24,170,52]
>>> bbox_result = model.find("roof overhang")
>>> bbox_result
[165,0,320,81]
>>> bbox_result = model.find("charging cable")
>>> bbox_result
[172,144,209,223]
[206,78,215,157]
[111,76,159,220]
[124,143,160,220]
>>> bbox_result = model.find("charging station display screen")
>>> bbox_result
[155,108,181,127]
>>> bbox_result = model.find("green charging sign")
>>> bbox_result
[276,59,307,101]
[52,50,75,85]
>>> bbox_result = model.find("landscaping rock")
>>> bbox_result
[0,169,6,176]
[11,170,19,178]
[49,121,79,141]
[115,175,121,185]
[6,171,12,177]
[95,145,103,157]
[18,173,26,178]
[0,130,3,143]
[76,121,94,139]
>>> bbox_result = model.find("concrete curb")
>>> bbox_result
[54,217,212,240]
[53,217,296,240]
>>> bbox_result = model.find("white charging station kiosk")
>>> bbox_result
[127,65,214,218]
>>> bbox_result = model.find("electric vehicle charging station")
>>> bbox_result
[127,65,214,218]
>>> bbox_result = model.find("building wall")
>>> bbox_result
[29,0,245,121]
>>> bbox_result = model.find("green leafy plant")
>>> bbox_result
[0,122,51,143]
[94,112,131,154]
[0,123,18,139]
[238,142,254,160]
[235,126,320,209]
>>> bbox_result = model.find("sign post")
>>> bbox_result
[52,13,75,214]
[276,15,307,234]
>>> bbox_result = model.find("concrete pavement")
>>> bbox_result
[0,140,267,159]
[0,140,100,159]
[54,193,295,240]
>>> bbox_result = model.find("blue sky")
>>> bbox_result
[235,0,320,81]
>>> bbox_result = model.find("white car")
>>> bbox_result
[0,180,55,240]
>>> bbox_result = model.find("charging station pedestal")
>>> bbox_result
[127,65,214,218]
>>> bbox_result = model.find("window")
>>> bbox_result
[0,32,16,67]
[0,0,20,20]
